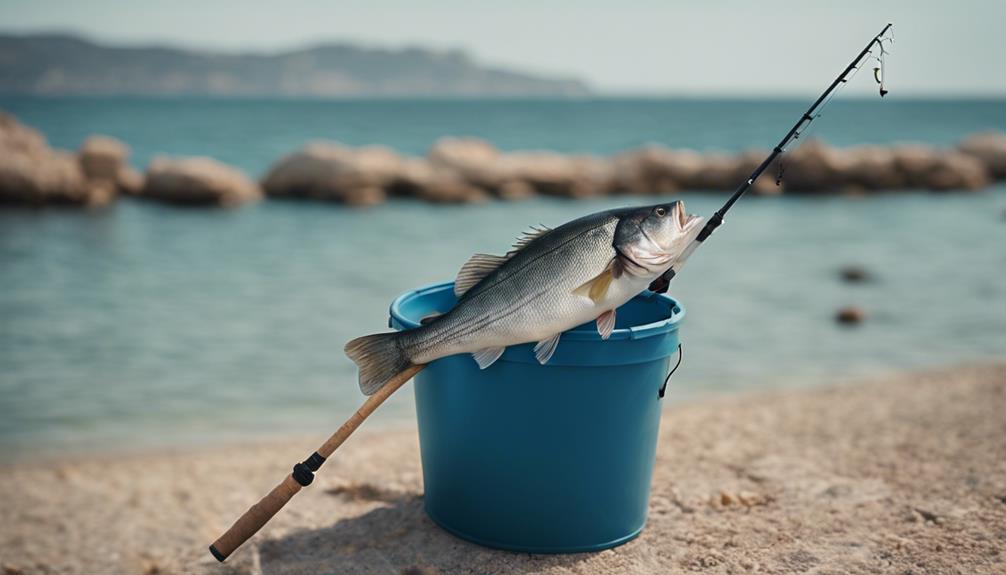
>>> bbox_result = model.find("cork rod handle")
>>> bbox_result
[209,363,426,561]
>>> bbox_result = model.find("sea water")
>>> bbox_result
[0,97,1004,457]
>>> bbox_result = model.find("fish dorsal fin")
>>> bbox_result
[596,309,616,340]
[573,260,620,303]
[533,333,561,365]
[508,224,552,255]
[455,224,553,297]
[472,346,506,370]
[454,253,509,297]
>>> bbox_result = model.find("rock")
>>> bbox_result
[926,152,989,191]
[611,146,687,194]
[427,138,505,189]
[78,136,128,181]
[0,149,95,206]
[0,113,111,206]
[835,306,866,325]
[715,489,770,508]
[782,139,850,193]
[262,142,402,206]
[839,265,872,283]
[732,149,781,195]
[495,180,535,200]
[78,135,141,195]
[118,166,144,195]
[141,156,261,206]
[0,111,47,155]
[500,152,611,198]
[893,145,989,191]
[431,140,611,198]
[393,159,489,204]
[82,179,117,207]
[842,145,906,190]
[688,152,744,191]
[958,132,1006,179]
[893,145,939,187]
[611,147,747,194]
[566,155,614,197]
[736,490,770,507]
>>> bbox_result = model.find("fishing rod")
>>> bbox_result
[209,364,426,561]
[650,22,893,294]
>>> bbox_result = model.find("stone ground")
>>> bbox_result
[1,363,1004,574]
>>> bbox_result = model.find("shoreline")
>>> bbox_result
[3,358,988,467]
[1,362,1004,574]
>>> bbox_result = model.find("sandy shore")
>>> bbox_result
[1,364,1004,574]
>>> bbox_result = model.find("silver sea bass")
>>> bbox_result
[345,202,704,395]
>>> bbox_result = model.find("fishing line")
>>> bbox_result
[774,50,868,185]
[768,32,881,185]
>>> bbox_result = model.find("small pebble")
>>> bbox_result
[737,490,770,507]
[836,306,866,325]
[839,265,872,283]
[401,567,438,575]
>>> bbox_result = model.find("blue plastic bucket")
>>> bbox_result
[389,281,684,553]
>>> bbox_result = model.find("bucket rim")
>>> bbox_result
[389,281,684,341]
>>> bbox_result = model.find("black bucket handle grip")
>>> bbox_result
[658,343,683,399]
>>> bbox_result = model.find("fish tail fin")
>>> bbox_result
[344,332,414,395]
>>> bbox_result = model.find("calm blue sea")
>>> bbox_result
[1,97,1004,458]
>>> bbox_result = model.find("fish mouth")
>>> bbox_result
[673,201,702,231]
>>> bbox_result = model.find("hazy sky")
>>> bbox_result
[1,0,1003,96]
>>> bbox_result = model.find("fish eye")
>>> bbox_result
[654,206,667,217]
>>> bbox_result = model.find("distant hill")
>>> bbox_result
[0,33,590,97]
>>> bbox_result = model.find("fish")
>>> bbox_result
[344,201,705,395]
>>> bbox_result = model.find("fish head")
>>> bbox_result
[613,201,704,277]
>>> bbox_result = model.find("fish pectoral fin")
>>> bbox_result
[454,253,509,297]
[596,309,616,340]
[573,266,615,303]
[533,333,561,365]
[472,346,506,370]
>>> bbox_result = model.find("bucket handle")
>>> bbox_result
[658,343,683,399]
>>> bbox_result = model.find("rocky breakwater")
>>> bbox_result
[262,133,1006,206]
[4,108,1006,209]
